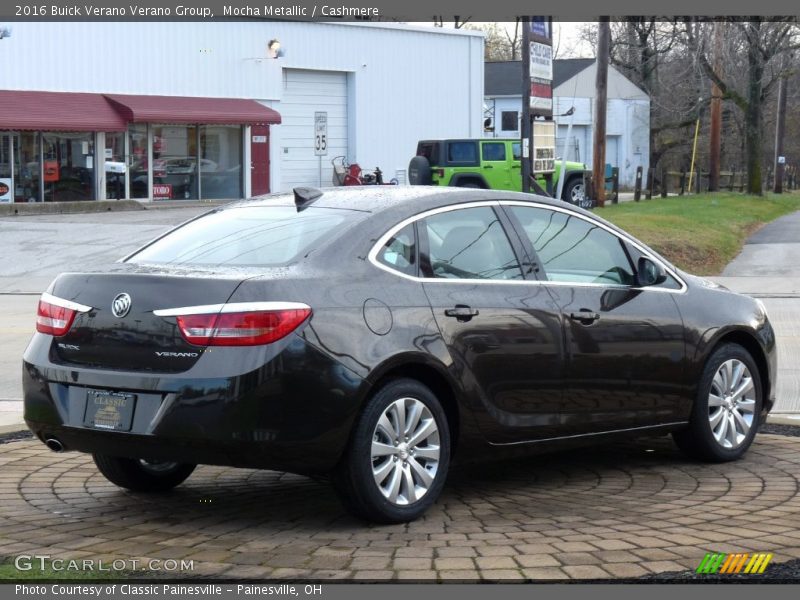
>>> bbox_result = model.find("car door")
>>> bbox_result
[418,203,566,443]
[479,141,512,189]
[502,202,687,435]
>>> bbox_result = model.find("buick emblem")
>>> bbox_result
[111,293,132,318]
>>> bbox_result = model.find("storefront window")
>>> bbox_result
[0,133,41,203]
[151,125,198,200]
[17,133,41,202]
[42,133,95,202]
[105,132,126,200]
[200,125,243,199]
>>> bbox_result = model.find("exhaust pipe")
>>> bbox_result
[45,438,64,453]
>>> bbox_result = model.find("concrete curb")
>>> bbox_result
[767,414,800,426]
[0,199,230,217]
[0,424,28,435]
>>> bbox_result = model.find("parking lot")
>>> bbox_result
[1,206,800,581]
[1,434,799,580]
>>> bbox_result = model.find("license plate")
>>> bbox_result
[84,390,136,431]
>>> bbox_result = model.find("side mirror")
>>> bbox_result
[636,256,667,287]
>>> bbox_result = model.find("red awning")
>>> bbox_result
[104,94,281,125]
[0,90,128,131]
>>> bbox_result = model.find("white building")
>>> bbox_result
[0,21,483,203]
[484,59,650,187]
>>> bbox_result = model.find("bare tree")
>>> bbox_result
[686,18,800,194]
[465,22,522,61]
[433,16,471,29]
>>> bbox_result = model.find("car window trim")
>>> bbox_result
[367,200,687,293]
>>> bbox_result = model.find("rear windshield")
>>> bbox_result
[126,205,352,267]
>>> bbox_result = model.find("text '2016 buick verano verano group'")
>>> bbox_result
[23,187,776,523]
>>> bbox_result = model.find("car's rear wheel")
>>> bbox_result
[93,454,196,492]
[673,343,762,462]
[333,378,450,523]
[457,181,482,189]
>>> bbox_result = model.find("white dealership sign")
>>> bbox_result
[529,42,553,81]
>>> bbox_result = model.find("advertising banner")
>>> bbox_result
[0,178,11,203]
[529,41,553,81]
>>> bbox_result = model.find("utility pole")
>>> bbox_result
[521,16,531,193]
[774,75,788,193]
[592,18,610,207]
[709,20,723,192]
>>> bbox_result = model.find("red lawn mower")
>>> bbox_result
[332,156,398,186]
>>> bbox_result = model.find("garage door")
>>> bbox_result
[280,69,348,191]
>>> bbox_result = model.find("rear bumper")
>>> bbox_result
[23,333,366,475]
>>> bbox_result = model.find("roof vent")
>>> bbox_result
[293,187,323,211]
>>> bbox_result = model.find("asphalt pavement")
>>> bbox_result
[0,207,210,429]
[1,205,799,429]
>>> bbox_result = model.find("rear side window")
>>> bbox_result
[482,142,506,161]
[377,223,416,276]
[127,206,352,267]
[421,207,522,280]
[417,142,440,165]
[446,142,478,165]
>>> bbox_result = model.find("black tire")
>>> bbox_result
[562,176,585,204]
[408,156,432,185]
[672,343,763,462]
[458,181,482,188]
[93,454,196,492]
[333,378,451,523]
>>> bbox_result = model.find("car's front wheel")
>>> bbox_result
[333,378,450,523]
[673,343,762,462]
[93,454,196,492]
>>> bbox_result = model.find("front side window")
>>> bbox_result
[508,206,634,285]
[421,207,522,281]
[377,223,416,276]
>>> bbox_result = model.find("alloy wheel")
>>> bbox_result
[571,183,585,203]
[371,397,441,506]
[708,358,756,449]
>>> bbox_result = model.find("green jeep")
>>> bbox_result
[408,138,586,204]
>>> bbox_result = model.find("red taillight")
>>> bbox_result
[435,168,445,178]
[36,300,78,336]
[176,309,311,346]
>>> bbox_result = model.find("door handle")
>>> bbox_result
[444,305,479,322]
[569,309,600,324]
[483,165,494,169]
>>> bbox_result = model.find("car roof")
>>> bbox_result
[230,186,566,216]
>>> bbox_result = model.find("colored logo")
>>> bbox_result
[696,552,773,574]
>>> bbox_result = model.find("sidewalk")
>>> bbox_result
[710,210,800,414]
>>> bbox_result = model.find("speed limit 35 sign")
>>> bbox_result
[314,112,328,156]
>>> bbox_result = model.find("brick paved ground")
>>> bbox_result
[1,434,799,581]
